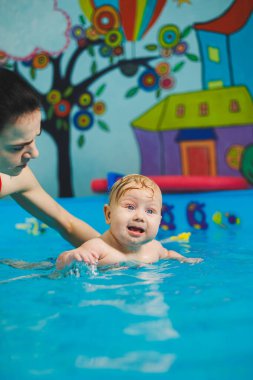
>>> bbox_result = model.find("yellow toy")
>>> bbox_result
[161,232,191,244]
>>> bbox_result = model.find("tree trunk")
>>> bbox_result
[57,129,73,197]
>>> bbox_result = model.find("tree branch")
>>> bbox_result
[75,55,160,92]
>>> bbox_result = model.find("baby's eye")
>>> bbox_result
[127,204,135,210]
[146,209,155,214]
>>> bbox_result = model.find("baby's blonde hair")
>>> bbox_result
[109,174,161,204]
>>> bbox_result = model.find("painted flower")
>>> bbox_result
[22,59,33,67]
[54,100,71,117]
[0,51,8,66]
[158,25,180,49]
[113,45,124,56]
[120,62,138,77]
[138,69,159,92]
[99,44,113,58]
[86,26,99,41]
[160,48,173,58]
[47,89,61,105]
[78,91,93,109]
[155,62,170,76]
[92,5,120,35]
[78,38,88,48]
[105,30,123,47]
[73,110,94,131]
[93,101,106,115]
[159,76,175,90]
[32,53,49,69]
[71,25,86,40]
[173,41,188,55]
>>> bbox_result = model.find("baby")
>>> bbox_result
[56,174,203,270]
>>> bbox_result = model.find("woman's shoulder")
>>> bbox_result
[0,167,37,198]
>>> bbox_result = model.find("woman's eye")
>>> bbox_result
[12,146,24,151]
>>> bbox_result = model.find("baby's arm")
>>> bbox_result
[56,240,100,270]
[159,245,203,264]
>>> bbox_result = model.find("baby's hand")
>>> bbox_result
[56,246,99,270]
[182,257,203,264]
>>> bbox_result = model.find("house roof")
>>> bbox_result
[131,86,253,132]
[194,0,253,35]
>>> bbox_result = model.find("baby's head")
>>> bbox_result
[109,174,162,208]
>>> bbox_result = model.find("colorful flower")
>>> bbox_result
[32,53,49,69]
[78,91,93,109]
[92,5,120,35]
[155,62,170,77]
[22,59,33,67]
[0,51,8,66]
[105,30,123,47]
[47,89,61,105]
[99,44,113,58]
[78,38,88,48]
[158,25,180,49]
[159,76,175,90]
[113,46,124,56]
[173,41,188,55]
[160,48,173,58]
[120,62,138,77]
[138,70,159,92]
[54,100,71,117]
[93,101,106,115]
[86,26,99,41]
[71,25,86,40]
[73,110,94,131]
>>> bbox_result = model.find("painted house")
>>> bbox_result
[132,86,253,176]
[194,0,253,96]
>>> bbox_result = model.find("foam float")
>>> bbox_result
[91,174,249,193]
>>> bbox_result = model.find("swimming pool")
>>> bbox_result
[1,190,253,379]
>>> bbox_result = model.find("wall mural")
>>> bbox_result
[132,0,253,178]
[0,0,252,196]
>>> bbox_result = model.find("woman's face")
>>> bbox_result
[0,109,41,176]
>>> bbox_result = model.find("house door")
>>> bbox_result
[181,140,217,175]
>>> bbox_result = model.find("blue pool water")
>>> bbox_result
[0,190,253,380]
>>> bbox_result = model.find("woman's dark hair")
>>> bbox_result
[0,68,41,132]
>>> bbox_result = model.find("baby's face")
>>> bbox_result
[105,185,162,249]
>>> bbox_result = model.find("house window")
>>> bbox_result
[229,99,240,113]
[208,46,220,63]
[176,104,185,118]
[208,80,223,89]
[199,102,209,116]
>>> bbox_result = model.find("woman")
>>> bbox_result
[0,68,99,258]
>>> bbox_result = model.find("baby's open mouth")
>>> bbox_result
[128,226,144,233]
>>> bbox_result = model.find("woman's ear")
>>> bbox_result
[104,204,111,224]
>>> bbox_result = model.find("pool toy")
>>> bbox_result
[212,211,240,229]
[160,204,176,230]
[168,232,191,242]
[187,201,208,230]
[91,174,249,193]
[160,232,191,244]
[15,217,48,235]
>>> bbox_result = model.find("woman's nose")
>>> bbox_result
[23,142,39,159]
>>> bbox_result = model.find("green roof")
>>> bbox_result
[132,86,253,131]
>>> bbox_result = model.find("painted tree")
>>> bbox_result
[241,144,253,184]
[1,1,198,196]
